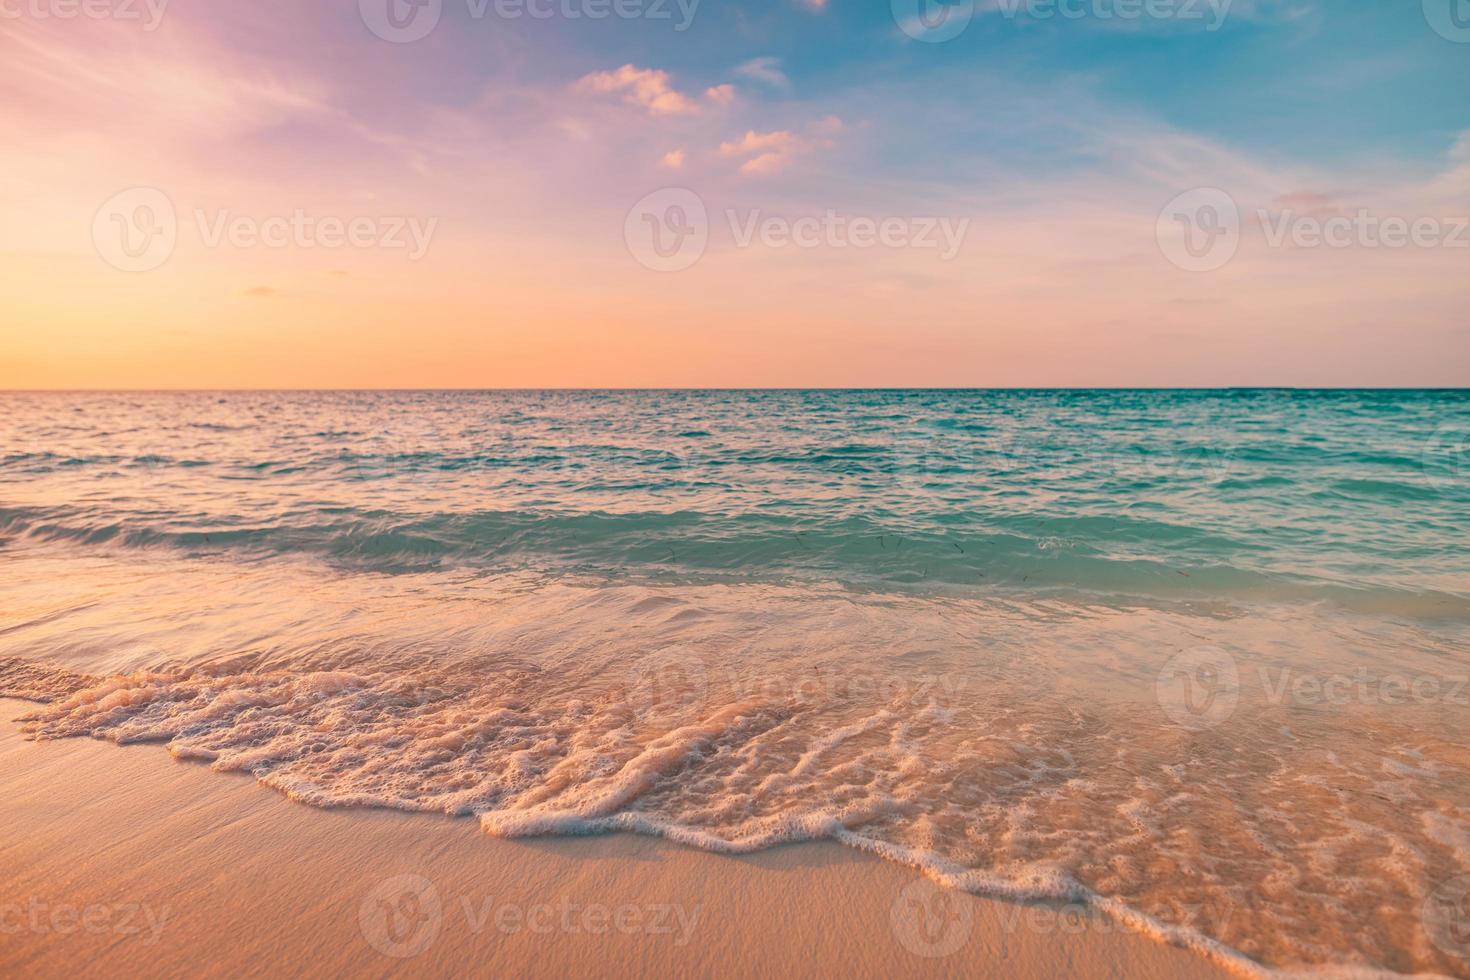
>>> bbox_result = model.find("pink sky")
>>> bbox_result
[1,5,1467,388]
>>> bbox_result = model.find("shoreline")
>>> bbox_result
[0,698,1235,979]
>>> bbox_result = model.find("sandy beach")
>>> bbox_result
[0,699,1230,979]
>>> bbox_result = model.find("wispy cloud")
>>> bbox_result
[733,57,790,91]
[719,116,843,174]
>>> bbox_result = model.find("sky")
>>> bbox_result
[0,0,1466,388]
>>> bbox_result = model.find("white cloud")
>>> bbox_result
[733,57,790,91]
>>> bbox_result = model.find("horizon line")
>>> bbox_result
[2,386,1467,394]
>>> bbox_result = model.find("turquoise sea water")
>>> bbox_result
[1,389,1466,605]
[2,390,1469,976]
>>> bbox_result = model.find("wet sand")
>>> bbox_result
[0,699,1231,979]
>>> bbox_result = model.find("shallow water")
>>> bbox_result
[2,390,1468,976]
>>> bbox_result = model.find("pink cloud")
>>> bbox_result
[720,130,798,156]
[718,118,843,175]
[575,65,699,116]
[705,84,736,107]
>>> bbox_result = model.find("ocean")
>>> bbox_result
[2,389,1468,976]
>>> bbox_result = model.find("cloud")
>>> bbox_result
[720,129,797,173]
[719,117,843,175]
[575,65,700,116]
[575,66,740,117]
[244,286,275,297]
[733,57,790,91]
[1264,191,1348,220]
[662,149,686,169]
[720,130,797,156]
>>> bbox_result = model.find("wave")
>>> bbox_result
[5,652,1465,979]
[3,506,1467,620]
